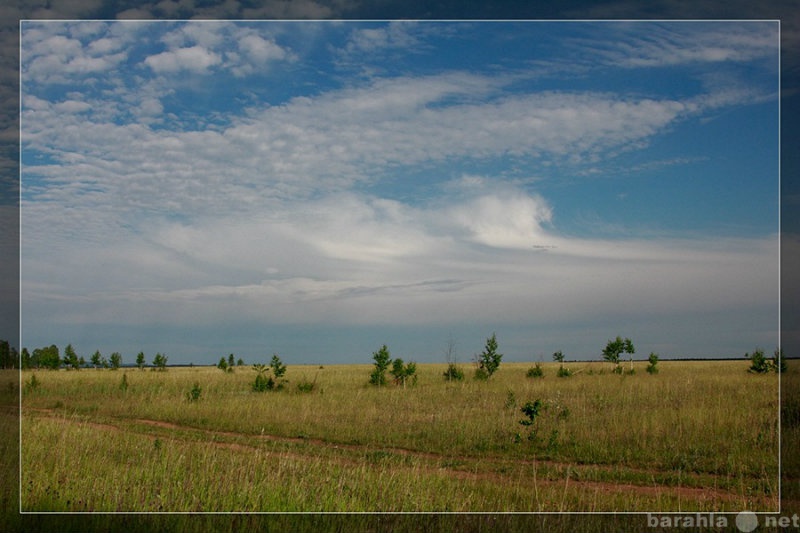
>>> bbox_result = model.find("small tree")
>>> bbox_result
[390,358,417,388]
[552,350,564,363]
[63,344,81,371]
[646,352,659,374]
[270,354,287,385]
[369,344,392,386]
[602,336,634,374]
[443,334,464,382]
[747,348,771,373]
[475,333,502,379]
[252,363,273,391]
[773,348,787,373]
[152,352,167,371]
[90,350,102,369]
[109,352,122,370]
[217,357,228,372]
[136,351,146,370]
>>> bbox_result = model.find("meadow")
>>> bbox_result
[20,360,781,513]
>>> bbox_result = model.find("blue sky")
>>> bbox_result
[20,20,779,365]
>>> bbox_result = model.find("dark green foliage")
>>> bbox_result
[526,363,544,378]
[552,350,564,363]
[602,336,634,373]
[369,344,392,386]
[90,350,103,369]
[747,348,786,373]
[21,347,31,369]
[35,344,61,370]
[270,354,287,380]
[773,348,787,373]
[252,356,287,392]
[556,365,572,378]
[228,353,236,370]
[0,339,18,369]
[63,344,81,370]
[443,363,465,381]
[119,373,128,392]
[136,351,146,370]
[476,333,502,379]
[646,352,659,374]
[217,357,228,372]
[297,374,318,393]
[152,352,168,371]
[390,358,417,387]
[187,382,202,402]
[24,373,40,393]
[109,352,122,370]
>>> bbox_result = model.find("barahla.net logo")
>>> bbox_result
[647,511,800,531]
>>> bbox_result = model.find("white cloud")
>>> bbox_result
[144,45,221,73]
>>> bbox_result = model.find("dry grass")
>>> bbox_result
[20,360,782,512]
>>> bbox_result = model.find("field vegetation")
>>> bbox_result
[21,359,781,512]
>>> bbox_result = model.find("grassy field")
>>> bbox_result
[20,360,782,513]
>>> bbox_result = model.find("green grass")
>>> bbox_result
[20,360,781,512]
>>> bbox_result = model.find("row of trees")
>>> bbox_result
[19,344,169,371]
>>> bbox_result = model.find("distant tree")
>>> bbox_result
[552,350,564,363]
[773,348,787,373]
[63,344,81,371]
[475,333,502,379]
[252,355,287,391]
[136,352,146,370]
[109,352,122,370]
[237,357,244,367]
[21,348,32,370]
[602,336,634,374]
[217,357,228,372]
[369,344,392,386]
[0,340,18,369]
[90,350,103,369]
[152,352,168,371]
[443,334,464,382]
[390,358,417,388]
[228,353,236,369]
[747,348,770,373]
[270,354,287,383]
[646,352,659,374]
[36,345,61,370]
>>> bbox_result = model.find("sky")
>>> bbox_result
[19,20,780,366]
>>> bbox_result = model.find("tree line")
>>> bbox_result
[16,342,170,371]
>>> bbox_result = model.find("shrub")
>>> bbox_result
[747,348,771,373]
[369,345,392,386]
[119,373,129,392]
[252,355,288,392]
[443,363,465,381]
[24,374,40,393]
[526,363,544,378]
[186,382,202,402]
[646,352,659,374]
[556,365,572,378]
[390,358,417,388]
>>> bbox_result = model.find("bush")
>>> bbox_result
[556,365,572,378]
[747,348,771,373]
[252,357,287,392]
[646,352,659,374]
[443,363,465,381]
[186,382,202,402]
[390,358,417,388]
[526,363,544,378]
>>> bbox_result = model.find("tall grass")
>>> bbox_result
[21,360,781,512]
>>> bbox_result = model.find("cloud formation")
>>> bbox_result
[19,21,779,362]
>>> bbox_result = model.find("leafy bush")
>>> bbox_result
[646,352,659,374]
[602,336,634,373]
[526,363,544,378]
[390,358,417,388]
[747,348,771,373]
[252,356,288,392]
[556,365,572,378]
[119,373,129,392]
[443,363,465,381]
[186,382,202,402]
